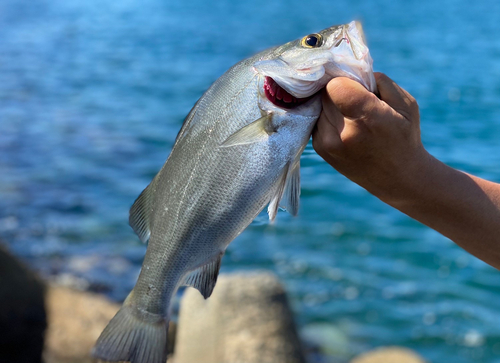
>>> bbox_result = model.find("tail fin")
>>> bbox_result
[91,304,168,363]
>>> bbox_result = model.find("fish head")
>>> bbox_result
[254,21,376,110]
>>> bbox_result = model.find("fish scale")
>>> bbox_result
[92,21,375,363]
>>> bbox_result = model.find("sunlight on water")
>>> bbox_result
[1,0,500,362]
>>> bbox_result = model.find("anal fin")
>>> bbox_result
[181,252,224,299]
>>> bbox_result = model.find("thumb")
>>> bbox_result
[323,77,380,120]
[375,72,419,121]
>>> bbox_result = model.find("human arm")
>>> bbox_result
[312,73,500,269]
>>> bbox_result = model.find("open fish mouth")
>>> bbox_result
[256,21,376,103]
[263,76,315,109]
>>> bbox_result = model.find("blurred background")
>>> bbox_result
[1,0,500,362]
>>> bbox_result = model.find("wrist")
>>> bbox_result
[374,148,441,209]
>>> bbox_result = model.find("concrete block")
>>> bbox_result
[174,271,306,363]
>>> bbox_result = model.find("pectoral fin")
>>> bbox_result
[221,114,274,147]
[181,252,224,299]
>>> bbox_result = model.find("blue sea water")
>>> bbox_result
[1,0,500,362]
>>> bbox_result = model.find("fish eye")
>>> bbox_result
[301,33,323,48]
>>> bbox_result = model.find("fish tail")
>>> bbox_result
[91,299,168,363]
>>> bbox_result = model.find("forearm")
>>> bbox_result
[380,152,500,269]
[314,74,500,269]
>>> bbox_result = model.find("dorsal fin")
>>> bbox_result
[129,175,159,243]
[181,252,224,299]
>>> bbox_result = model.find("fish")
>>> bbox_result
[92,20,376,363]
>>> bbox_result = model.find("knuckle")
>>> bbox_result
[320,136,338,153]
[313,132,343,157]
[410,98,420,115]
[312,131,327,154]
[342,121,368,145]
[374,72,390,87]
[406,95,420,118]
[311,134,322,153]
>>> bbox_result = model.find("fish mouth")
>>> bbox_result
[255,21,377,99]
[263,76,315,109]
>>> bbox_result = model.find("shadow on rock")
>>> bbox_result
[0,241,47,363]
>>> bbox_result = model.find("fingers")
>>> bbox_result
[312,94,345,157]
[314,77,380,157]
[320,88,345,133]
[324,74,419,123]
[374,72,418,120]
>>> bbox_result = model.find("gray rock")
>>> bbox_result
[174,271,306,363]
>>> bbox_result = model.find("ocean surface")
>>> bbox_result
[1,0,500,362]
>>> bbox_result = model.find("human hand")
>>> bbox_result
[313,73,500,268]
[312,73,431,204]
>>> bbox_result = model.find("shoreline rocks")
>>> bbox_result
[174,271,306,363]
[43,286,120,363]
[42,286,177,363]
[0,244,428,363]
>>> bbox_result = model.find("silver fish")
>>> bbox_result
[92,20,376,363]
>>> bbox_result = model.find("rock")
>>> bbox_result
[0,243,47,363]
[174,271,306,363]
[351,346,427,363]
[43,285,121,363]
[43,285,177,363]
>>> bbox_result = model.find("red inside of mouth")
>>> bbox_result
[263,76,312,109]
